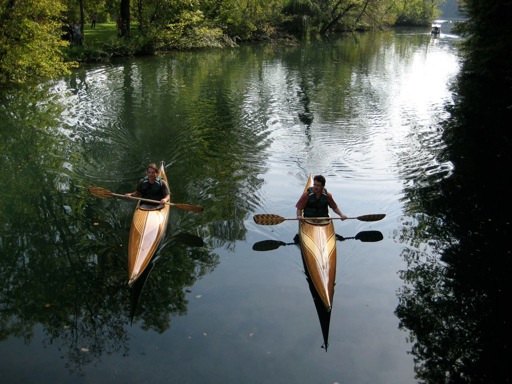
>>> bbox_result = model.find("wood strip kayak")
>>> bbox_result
[128,162,170,286]
[298,175,337,312]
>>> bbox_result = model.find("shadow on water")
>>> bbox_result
[304,270,332,351]
[304,231,383,351]
[253,231,383,350]
[252,231,383,251]
[129,258,156,325]
[252,234,331,349]
[130,232,205,325]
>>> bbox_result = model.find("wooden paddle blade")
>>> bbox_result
[356,214,386,222]
[88,186,114,198]
[253,214,285,225]
[172,203,204,212]
[355,230,384,242]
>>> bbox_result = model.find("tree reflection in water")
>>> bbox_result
[394,64,511,383]
[0,86,220,375]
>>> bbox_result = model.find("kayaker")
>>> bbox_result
[295,175,347,220]
[124,163,170,206]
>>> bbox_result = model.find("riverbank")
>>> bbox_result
[63,22,296,64]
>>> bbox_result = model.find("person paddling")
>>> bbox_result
[295,175,347,220]
[125,163,170,206]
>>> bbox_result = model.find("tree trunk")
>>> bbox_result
[120,0,130,37]
[320,3,355,36]
[79,0,84,34]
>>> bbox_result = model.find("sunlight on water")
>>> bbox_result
[247,41,459,201]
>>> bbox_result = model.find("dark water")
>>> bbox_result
[1,25,509,383]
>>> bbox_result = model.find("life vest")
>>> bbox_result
[138,176,166,202]
[303,186,329,217]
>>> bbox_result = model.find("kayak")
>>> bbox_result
[127,162,170,286]
[298,175,337,312]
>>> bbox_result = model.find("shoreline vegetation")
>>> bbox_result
[62,22,297,64]
[1,0,447,86]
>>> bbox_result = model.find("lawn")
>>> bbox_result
[83,23,119,46]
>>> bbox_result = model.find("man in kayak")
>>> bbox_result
[295,175,347,220]
[125,163,170,206]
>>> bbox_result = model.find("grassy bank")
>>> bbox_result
[83,22,121,46]
[62,21,240,63]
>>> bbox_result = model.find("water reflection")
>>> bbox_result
[130,257,156,324]
[394,59,511,381]
[0,83,130,373]
[3,28,507,383]
[305,272,332,351]
[129,231,205,324]
[253,230,383,349]
[130,232,205,323]
[0,82,218,373]
[252,230,383,251]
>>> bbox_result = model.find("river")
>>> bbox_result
[1,24,508,384]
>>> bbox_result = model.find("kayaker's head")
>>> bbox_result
[146,163,159,183]
[313,175,326,193]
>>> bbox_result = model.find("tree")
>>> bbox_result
[0,0,77,85]
[454,0,512,85]
[281,0,432,36]
[120,0,130,37]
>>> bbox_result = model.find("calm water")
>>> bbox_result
[3,24,505,383]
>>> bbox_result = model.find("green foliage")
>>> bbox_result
[0,0,450,85]
[176,25,227,49]
[0,0,78,85]
[395,0,443,26]
[454,0,512,84]
[211,0,285,40]
[63,0,109,25]
[281,0,403,36]
[83,22,119,45]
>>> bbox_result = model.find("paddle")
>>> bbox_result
[252,231,384,251]
[88,186,204,212]
[253,213,385,225]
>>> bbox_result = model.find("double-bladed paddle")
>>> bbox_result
[253,213,385,225]
[88,186,204,212]
[252,230,384,251]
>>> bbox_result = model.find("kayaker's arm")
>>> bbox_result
[327,193,347,220]
[295,192,307,219]
[332,206,347,220]
[160,194,170,205]
[159,180,171,205]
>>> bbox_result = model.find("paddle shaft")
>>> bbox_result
[294,216,369,221]
[113,192,181,207]
[88,185,204,212]
[253,213,385,225]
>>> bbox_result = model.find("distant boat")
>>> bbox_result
[431,23,441,36]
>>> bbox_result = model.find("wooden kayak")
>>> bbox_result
[127,162,170,287]
[298,175,337,312]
